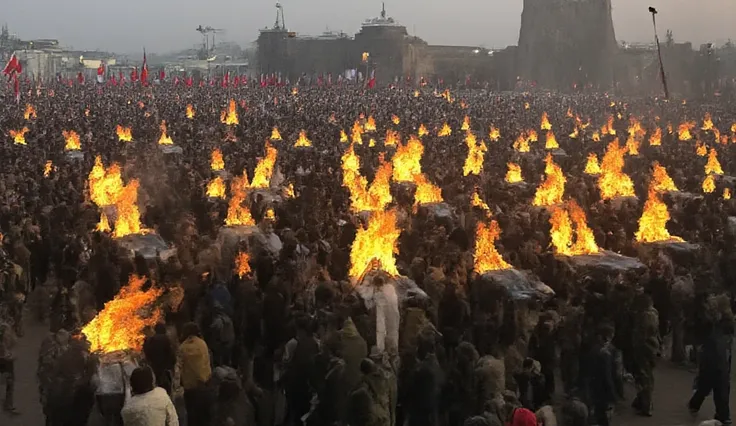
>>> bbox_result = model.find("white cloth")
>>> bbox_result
[94,360,137,395]
[374,284,399,354]
[121,387,179,426]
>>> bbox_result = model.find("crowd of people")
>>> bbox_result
[0,81,734,426]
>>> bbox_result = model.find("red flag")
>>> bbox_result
[222,71,229,87]
[367,70,376,89]
[140,50,148,85]
[186,76,193,87]
[77,72,85,84]
[97,63,105,76]
[159,69,165,81]
[199,80,205,88]
[3,54,20,79]
[233,76,240,87]
[131,67,139,82]
[119,70,124,81]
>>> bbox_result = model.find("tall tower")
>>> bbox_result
[517,0,617,90]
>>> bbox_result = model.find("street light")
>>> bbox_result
[648,6,669,99]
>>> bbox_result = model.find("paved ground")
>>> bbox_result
[1,315,733,426]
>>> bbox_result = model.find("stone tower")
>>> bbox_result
[517,0,618,90]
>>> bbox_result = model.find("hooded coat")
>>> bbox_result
[121,387,179,426]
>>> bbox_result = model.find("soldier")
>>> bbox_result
[0,314,19,414]
[630,293,660,417]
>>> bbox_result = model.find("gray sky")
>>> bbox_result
[3,0,734,54]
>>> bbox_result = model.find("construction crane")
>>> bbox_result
[195,25,226,58]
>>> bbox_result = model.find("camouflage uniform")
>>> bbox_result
[631,300,660,416]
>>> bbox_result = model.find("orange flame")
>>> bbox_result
[461,116,471,131]
[592,131,601,142]
[533,153,566,206]
[418,124,429,138]
[471,188,491,218]
[63,129,81,150]
[650,161,678,192]
[545,131,559,150]
[696,142,707,156]
[540,112,552,131]
[23,104,37,120]
[413,173,443,207]
[158,120,174,145]
[43,160,54,177]
[724,188,732,200]
[10,127,29,145]
[438,123,452,137]
[348,209,400,280]
[566,107,573,118]
[391,114,400,125]
[601,115,616,136]
[702,113,714,131]
[186,104,195,119]
[340,129,349,143]
[513,131,531,153]
[705,148,724,175]
[271,127,282,141]
[392,135,424,182]
[88,156,124,207]
[635,186,683,243]
[584,153,601,175]
[235,252,252,278]
[294,130,312,147]
[211,149,225,171]
[220,99,239,126]
[505,163,524,184]
[81,275,163,353]
[569,127,579,139]
[625,135,640,156]
[678,121,696,141]
[649,127,662,146]
[384,129,400,146]
[549,200,599,256]
[96,211,111,233]
[116,125,133,142]
[112,179,145,238]
[351,125,363,145]
[488,126,500,142]
[463,132,488,176]
[703,174,716,193]
[474,220,512,273]
[250,141,278,189]
[206,176,226,199]
[342,146,393,212]
[225,174,255,227]
[598,139,635,200]
[364,116,377,133]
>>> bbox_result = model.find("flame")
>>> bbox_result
[186,104,195,119]
[471,188,491,218]
[442,89,453,103]
[513,131,531,153]
[235,252,252,278]
[702,113,714,131]
[524,102,530,110]
[294,130,312,147]
[342,146,393,212]
[566,107,573,118]
[85,108,90,117]
[206,176,226,198]
[540,112,552,131]
[650,161,678,192]
[474,220,512,273]
[384,129,400,146]
[220,99,239,126]
[81,275,163,353]
[545,131,559,150]
[703,174,716,193]
[362,52,369,62]
[533,153,566,207]
[584,153,602,175]
[601,115,616,136]
[10,127,29,145]
[678,121,695,141]
[705,148,724,175]
[271,127,282,141]
[250,141,278,189]
[88,156,124,207]
[569,127,579,139]
[96,212,111,233]
[488,126,500,142]
[364,116,377,133]
[225,173,255,226]
[628,117,645,139]
[649,127,662,146]
[340,129,349,143]
[211,149,225,171]
[505,163,524,183]
[413,173,443,207]
[625,135,640,156]
[391,114,400,125]
[461,116,471,131]
[438,123,452,137]
[392,135,424,182]
[414,90,420,98]
[116,125,133,142]
[63,130,81,150]
[696,142,707,157]
[598,139,635,200]
[549,200,599,256]
[265,208,275,221]
[592,131,601,142]
[352,125,363,145]
[369,138,376,147]
[528,130,538,142]
[158,120,174,145]
[348,209,400,280]
[463,132,488,176]
[418,124,429,138]
[112,179,145,238]
[724,188,732,200]
[23,104,37,120]
[43,160,53,177]
[635,186,683,243]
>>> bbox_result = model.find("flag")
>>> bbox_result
[174,76,180,86]
[233,76,239,87]
[327,73,332,86]
[119,70,124,82]
[131,67,139,82]
[222,71,229,87]
[96,62,105,84]
[367,69,376,89]
[159,69,165,81]
[140,49,148,85]
[3,54,21,80]
[109,75,117,86]
[186,76,193,87]
[260,74,266,87]
[317,74,324,87]
[77,72,85,85]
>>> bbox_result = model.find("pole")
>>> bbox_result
[649,7,669,99]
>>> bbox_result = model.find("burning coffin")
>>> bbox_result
[558,250,646,276]
[636,240,700,267]
[476,269,554,301]
[117,232,176,261]
[159,145,183,155]
[65,150,84,161]
[217,225,282,266]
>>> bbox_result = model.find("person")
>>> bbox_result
[0,315,18,414]
[348,358,392,426]
[585,325,616,426]
[406,332,444,426]
[92,355,137,426]
[630,293,659,417]
[143,323,176,394]
[121,366,179,426]
[179,322,213,426]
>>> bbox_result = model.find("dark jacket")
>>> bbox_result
[143,332,176,374]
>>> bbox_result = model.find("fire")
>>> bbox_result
[584,153,602,175]
[158,121,174,145]
[463,132,487,176]
[250,141,278,189]
[505,163,524,184]
[678,121,695,141]
[703,174,716,193]
[649,127,662,146]
[549,200,599,256]
[186,104,195,119]
[705,148,724,175]
[532,153,566,207]
[414,90,420,98]
[220,99,239,126]
[284,183,295,198]
[488,126,500,142]
[96,212,111,233]
[418,124,429,138]
[474,220,512,273]
[340,130,349,143]
[724,188,732,200]
[294,130,312,147]
[569,127,579,139]
[113,179,145,238]
[567,107,573,118]
[342,146,393,212]
[81,275,163,353]
[650,162,678,192]
[43,160,54,177]
[625,135,640,156]
[392,135,424,182]
[545,131,559,150]
[442,89,453,103]
[23,104,37,120]
[628,117,645,139]
[461,116,471,131]
[351,125,363,145]
[598,139,635,200]
[10,127,29,145]
[696,142,707,157]
[391,114,400,125]
[413,173,443,207]
[225,174,255,226]
[348,209,400,280]
[206,176,226,199]
[265,208,275,221]
[540,112,552,131]
[438,123,452,137]
[601,115,616,136]
[116,125,133,142]
[384,129,400,146]
[635,186,683,243]
[271,127,282,141]
[364,116,377,133]
[234,252,252,278]
[88,156,124,207]
[592,131,601,142]
[63,130,81,150]
[528,130,538,142]
[524,102,530,110]
[471,188,491,218]
[513,131,531,153]
[702,113,714,131]
[211,149,225,171]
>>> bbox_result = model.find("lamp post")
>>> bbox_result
[648,6,669,99]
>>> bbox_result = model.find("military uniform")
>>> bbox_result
[631,304,660,416]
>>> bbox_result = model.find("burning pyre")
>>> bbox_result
[10,127,29,145]
[533,153,566,207]
[598,139,635,200]
[88,156,124,207]
[349,209,400,281]
[206,176,226,199]
[341,145,393,212]
[225,173,255,226]
[549,200,599,256]
[413,173,444,207]
[186,104,195,119]
[158,121,174,145]
[23,104,37,120]
[384,129,400,146]
[271,127,282,141]
[250,141,278,189]
[488,126,500,142]
[505,163,524,184]
[294,130,312,147]
[234,252,252,278]
[211,148,225,171]
[474,220,512,273]
[678,121,695,141]
[392,135,424,183]
[113,179,145,238]
[220,99,239,126]
[462,132,487,176]
[540,112,552,131]
[438,123,452,137]
[649,127,662,146]
[116,125,133,142]
[545,131,559,150]
[63,129,81,151]
[584,153,601,175]
[650,162,678,193]
[635,185,683,244]
[705,148,724,175]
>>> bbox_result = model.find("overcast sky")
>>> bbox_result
[3,0,734,54]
